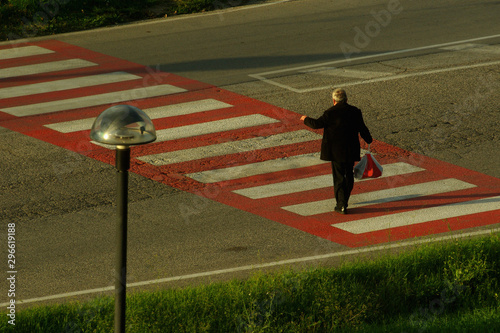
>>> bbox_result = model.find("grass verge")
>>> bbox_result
[0,0,250,41]
[2,234,499,332]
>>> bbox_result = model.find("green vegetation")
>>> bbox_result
[2,235,500,332]
[0,0,247,41]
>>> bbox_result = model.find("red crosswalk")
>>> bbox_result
[1,40,499,247]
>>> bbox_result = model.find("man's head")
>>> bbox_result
[332,88,347,105]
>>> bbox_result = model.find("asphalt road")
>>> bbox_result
[51,0,500,177]
[1,0,499,307]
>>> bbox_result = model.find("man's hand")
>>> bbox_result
[300,115,307,121]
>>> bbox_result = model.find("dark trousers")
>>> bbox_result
[331,161,354,209]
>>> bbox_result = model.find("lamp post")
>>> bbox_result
[90,105,156,333]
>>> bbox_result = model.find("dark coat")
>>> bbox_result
[304,102,372,162]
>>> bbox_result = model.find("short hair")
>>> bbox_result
[332,88,347,103]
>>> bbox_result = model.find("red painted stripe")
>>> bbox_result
[0,78,146,108]
[243,167,438,208]
[2,40,499,249]
[149,137,320,176]
[0,52,71,81]
[207,187,500,247]
[342,208,500,247]
[2,86,228,126]
[209,161,332,193]
[0,72,205,109]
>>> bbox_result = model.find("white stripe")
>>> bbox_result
[144,99,232,118]
[337,61,500,88]
[256,60,500,94]
[282,178,477,216]
[1,84,187,117]
[137,130,321,165]
[250,34,500,94]
[45,99,233,133]
[155,114,279,142]
[235,162,424,199]
[0,71,141,99]
[334,195,500,234]
[440,43,484,51]
[3,226,498,307]
[0,59,96,79]
[252,34,500,77]
[93,114,279,148]
[186,153,326,183]
[466,44,500,54]
[0,45,54,60]
[46,118,102,134]
[440,43,500,54]
[301,67,395,79]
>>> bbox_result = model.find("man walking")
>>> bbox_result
[300,88,372,214]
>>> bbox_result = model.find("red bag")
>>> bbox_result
[354,148,383,180]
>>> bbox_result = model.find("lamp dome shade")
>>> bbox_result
[90,105,156,146]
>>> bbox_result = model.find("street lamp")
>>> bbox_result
[90,105,156,333]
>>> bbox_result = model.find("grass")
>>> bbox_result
[2,234,499,332]
[0,0,250,41]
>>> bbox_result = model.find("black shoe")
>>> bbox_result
[334,206,347,215]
